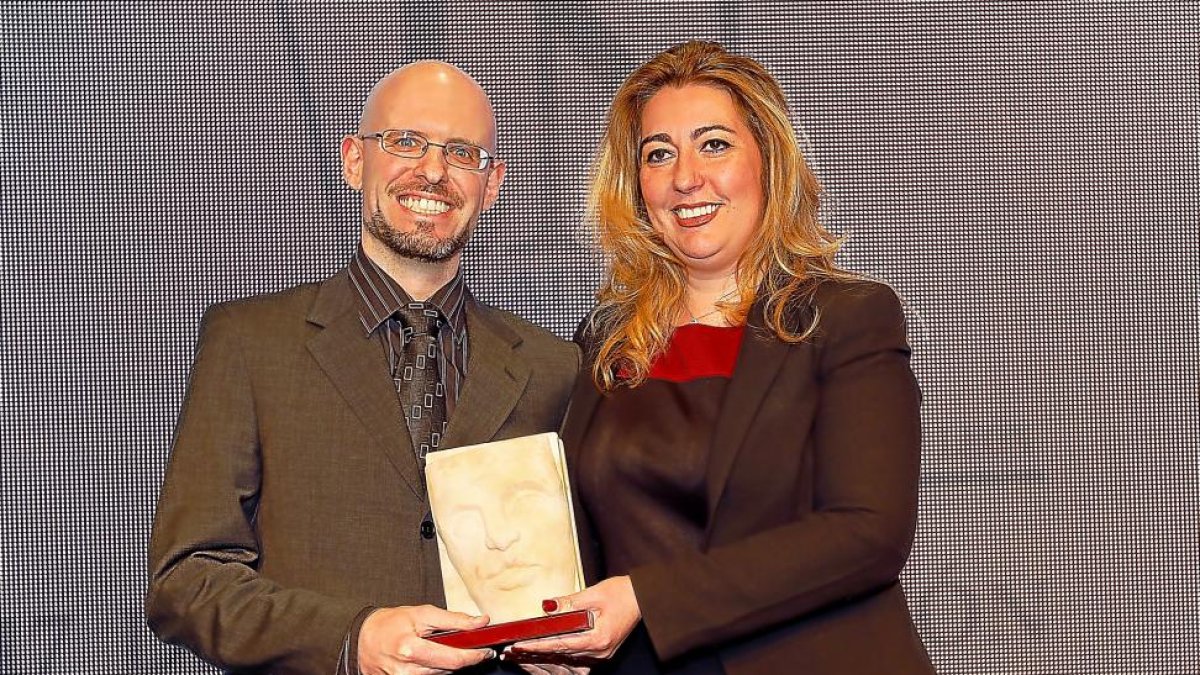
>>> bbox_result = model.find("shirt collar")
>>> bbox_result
[347,245,467,337]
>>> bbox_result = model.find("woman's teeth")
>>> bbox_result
[674,204,718,219]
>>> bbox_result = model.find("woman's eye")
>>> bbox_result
[644,148,673,165]
[701,138,731,153]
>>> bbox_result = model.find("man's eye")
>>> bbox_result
[394,136,421,148]
[644,148,673,165]
[448,144,478,160]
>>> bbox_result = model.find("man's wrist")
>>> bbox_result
[342,605,380,675]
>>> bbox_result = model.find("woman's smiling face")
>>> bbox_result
[638,84,764,279]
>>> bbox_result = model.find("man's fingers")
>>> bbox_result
[410,605,490,632]
[399,637,494,671]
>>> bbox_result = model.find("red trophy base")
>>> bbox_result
[427,610,593,649]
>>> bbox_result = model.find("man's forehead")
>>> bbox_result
[371,115,493,148]
[360,62,497,147]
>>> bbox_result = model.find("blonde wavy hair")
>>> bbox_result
[588,41,856,391]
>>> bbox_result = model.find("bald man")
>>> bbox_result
[146,62,579,674]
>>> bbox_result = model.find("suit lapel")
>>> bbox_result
[441,299,531,450]
[306,270,423,498]
[705,303,792,526]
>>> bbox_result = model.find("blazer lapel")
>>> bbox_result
[559,369,604,582]
[560,372,601,465]
[441,299,531,450]
[306,269,424,498]
[705,303,792,527]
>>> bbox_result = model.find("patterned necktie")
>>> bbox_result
[392,303,448,464]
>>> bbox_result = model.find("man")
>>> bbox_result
[146,62,579,674]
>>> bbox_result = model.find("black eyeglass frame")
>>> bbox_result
[357,130,495,172]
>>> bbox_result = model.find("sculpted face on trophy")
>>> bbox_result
[428,442,579,622]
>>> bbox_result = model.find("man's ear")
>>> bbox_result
[340,135,364,191]
[481,159,507,211]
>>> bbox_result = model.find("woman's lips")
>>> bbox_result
[672,203,720,227]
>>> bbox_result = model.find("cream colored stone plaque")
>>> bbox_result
[425,432,584,623]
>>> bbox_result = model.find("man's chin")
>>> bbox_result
[365,214,472,263]
[389,236,464,263]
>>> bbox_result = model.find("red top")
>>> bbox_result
[647,323,745,382]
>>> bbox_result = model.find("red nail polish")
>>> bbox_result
[542,599,558,613]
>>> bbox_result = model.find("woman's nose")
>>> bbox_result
[671,151,703,193]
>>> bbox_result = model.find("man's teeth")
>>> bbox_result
[399,196,451,215]
[674,204,718,219]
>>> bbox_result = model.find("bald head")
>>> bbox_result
[359,61,497,151]
[341,61,507,284]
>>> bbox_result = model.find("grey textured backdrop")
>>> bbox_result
[1,2,1196,673]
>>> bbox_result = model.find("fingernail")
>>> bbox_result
[486,649,497,659]
[542,599,558,613]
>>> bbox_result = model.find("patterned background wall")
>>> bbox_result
[1,2,1196,672]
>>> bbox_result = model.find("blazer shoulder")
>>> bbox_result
[209,280,324,321]
[809,276,906,323]
[805,277,912,371]
[199,280,327,344]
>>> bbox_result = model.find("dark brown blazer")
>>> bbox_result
[563,280,934,675]
[146,267,579,674]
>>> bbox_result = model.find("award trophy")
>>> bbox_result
[424,432,592,649]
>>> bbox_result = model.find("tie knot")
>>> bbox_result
[394,303,443,339]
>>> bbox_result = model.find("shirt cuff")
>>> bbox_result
[339,606,381,675]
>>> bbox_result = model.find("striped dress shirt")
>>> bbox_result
[346,245,470,422]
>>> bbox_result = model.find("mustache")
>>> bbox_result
[386,180,464,208]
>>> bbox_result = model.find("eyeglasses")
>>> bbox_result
[358,129,495,172]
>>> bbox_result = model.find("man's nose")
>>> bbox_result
[413,146,447,184]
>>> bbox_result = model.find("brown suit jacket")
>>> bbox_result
[564,280,934,675]
[146,268,579,674]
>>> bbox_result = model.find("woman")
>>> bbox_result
[511,41,933,674]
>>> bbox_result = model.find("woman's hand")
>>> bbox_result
[504,575,641,666]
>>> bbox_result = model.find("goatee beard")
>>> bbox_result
[364,208,473,263]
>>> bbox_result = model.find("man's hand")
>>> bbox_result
[505,576,640,664]
[358,605,494,675]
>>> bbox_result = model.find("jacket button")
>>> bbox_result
[420,520,435,539]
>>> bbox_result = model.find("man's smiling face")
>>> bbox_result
[342,62,505,263]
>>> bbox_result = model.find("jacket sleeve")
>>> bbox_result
[145,304,368,673]
[629,283,922,659]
